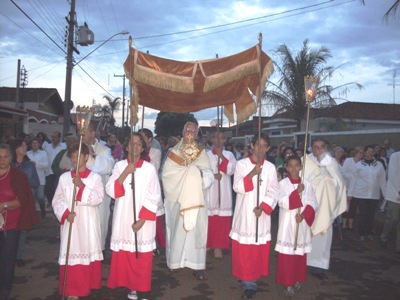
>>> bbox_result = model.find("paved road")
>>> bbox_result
[10,210,400,300]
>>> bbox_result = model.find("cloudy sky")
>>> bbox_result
[1,0,399,130]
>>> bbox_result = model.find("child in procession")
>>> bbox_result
[106,133,162,300]
[52,143,104,300]
[230,133,279,299]
[275,155,318,297]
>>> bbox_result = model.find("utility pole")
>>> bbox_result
[388,69,399,104]
[63,0,79,136]
[15,59,21,109]
[20,65,28,109]
[114,74,126,128]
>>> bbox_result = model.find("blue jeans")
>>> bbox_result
[16,231,26,260]
[241,280,257,291]
[0,229,20,291]
[32,185,45,206]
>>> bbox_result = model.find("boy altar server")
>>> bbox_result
[230,133,279,299]
[52,143,104,300]
[106,133,162,300]
[275,155,318,297]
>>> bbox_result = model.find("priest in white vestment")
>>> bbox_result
[162,122,214,281]
[303,138,347,281]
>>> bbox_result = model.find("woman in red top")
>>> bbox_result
[0,143,38,300]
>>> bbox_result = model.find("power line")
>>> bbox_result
[133,0,338,40]
[10,0,66,55]
[135,0,355,51]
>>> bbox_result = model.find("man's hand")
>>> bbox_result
[249,164,263,178]
[132,219,146,232]
[214,173,222,181]
[72,174,83,188]
[297,183,304,194]
[125,162,136,174]
[253,206,263,218]
[295,213,303,224]
[67,212,76,223]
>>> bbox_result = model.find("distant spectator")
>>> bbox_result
[36,132,49,148]
[333,146,346,166]
[27,138,49,218]
[383,139,395,159]
[295,147,304,158]
[106,133,123,161]
[275,142,287,168]
[276,146,295,181]
[348,145,386,241]
[341,146,364,230]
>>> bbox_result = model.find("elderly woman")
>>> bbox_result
[348,145,386,241]
[9,139,40,268]
[0,144,38,299]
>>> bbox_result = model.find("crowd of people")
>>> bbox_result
[0,126,398,300]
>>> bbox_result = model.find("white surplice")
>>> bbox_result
[275,178,318,255]
[106,159,161,253]
[206,149,236,216]
[52,170,104,266]
[230,157,279,245]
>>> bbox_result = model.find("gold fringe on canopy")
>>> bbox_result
[123,44,274,125]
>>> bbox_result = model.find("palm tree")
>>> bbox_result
[103,95,121,128]
[263,39,362,131]
[360,1,400,20]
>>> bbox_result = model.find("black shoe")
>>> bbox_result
[311,272,328,281]
[16,259,25,267]
[242,289,256,299]
[380,239,388,249]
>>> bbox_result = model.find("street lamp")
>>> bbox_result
[74,31,129,66]
[63,30,129,136]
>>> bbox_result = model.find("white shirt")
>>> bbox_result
[27,149,48,185]
[44,142,66,175]
[385,151,400,203]
[348,159,386,200]
[230,157,279,245]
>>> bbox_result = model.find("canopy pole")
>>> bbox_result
[255,32,263,243]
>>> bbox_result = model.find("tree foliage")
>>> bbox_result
[360,0,400,20]
[103,95,121,128]
[154,112,197,137]
[263,39,363,131]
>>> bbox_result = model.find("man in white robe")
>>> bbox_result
[206,131,236,258]
[83,124,115,251]
[303,138,347,281]
[162,122,214,279]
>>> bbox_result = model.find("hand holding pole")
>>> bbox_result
[293,76,319,250]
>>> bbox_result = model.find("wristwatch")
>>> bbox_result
[3,202,8,210]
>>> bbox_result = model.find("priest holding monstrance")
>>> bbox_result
[162,121,214,281]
